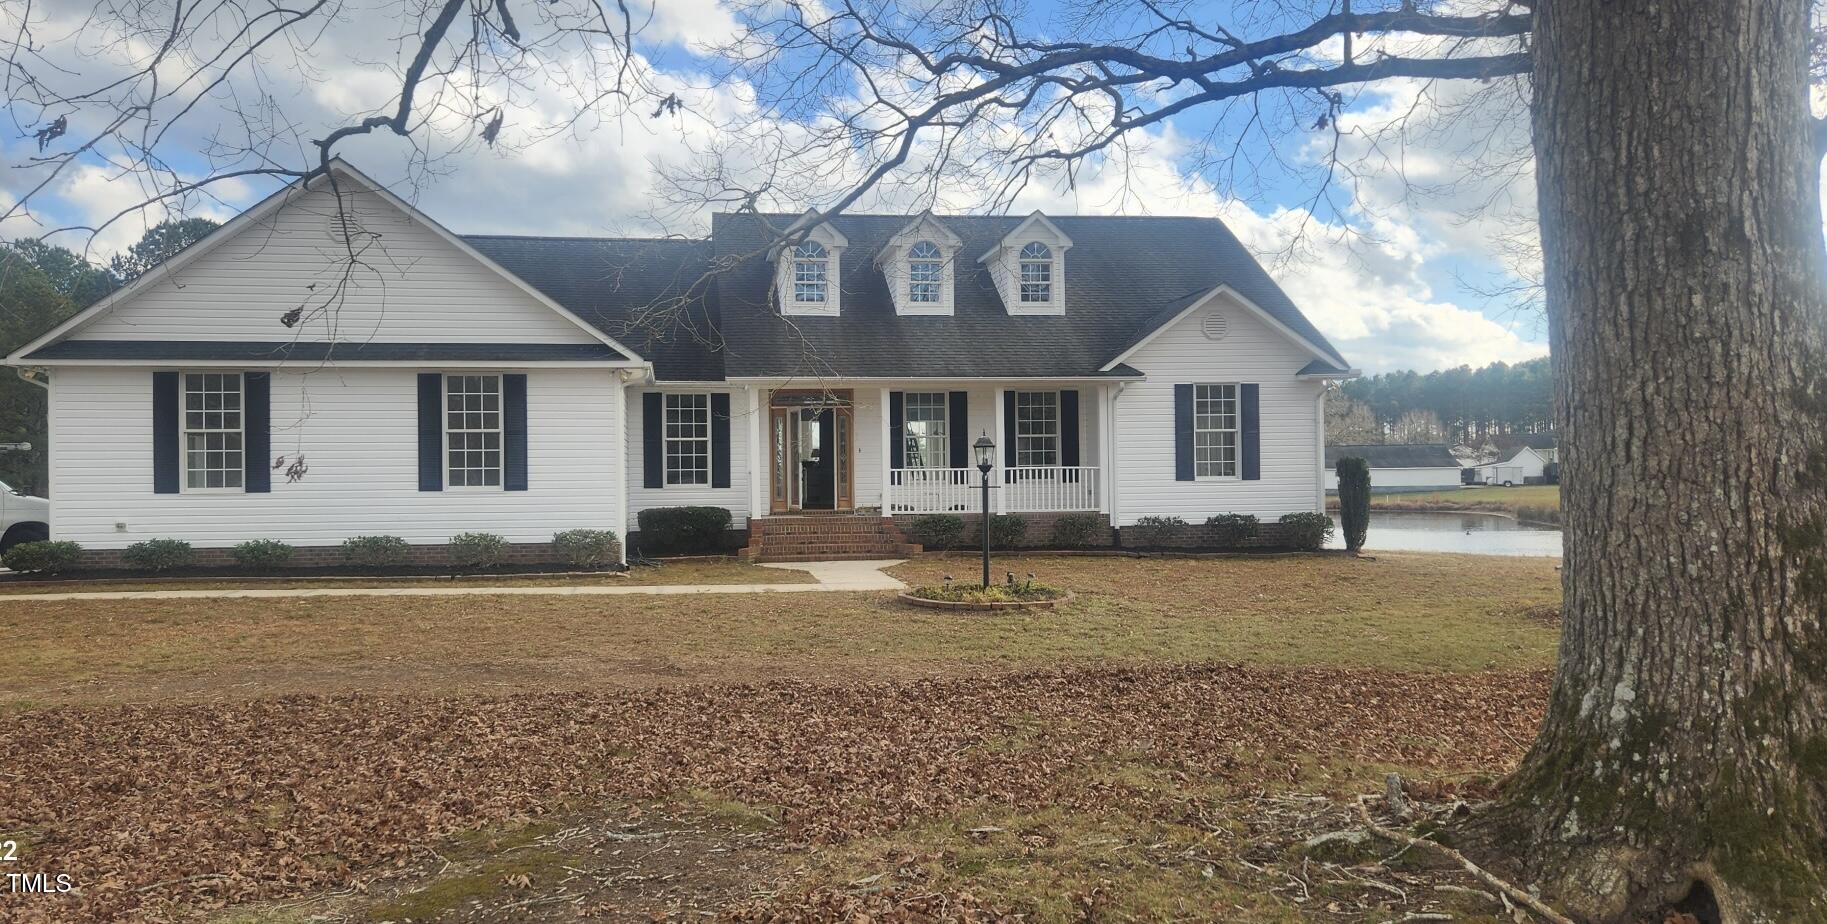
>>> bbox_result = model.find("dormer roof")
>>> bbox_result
[768,209,849,261]
[976,211,1073,262]
[875,211,963,265]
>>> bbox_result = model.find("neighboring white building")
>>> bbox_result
[1324,444,1464,493]
[5,161,1358,561]
[1477,446,1552,486]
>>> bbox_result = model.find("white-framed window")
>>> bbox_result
[183,372,244,490]
[664,393,711,485]
[1194,383,1240,479]
[792,242,829,304]
[1015,391,1059,467]
[446,374,503,487]
[908,241,943,303]
[1018,241,1053,303]
[903,392,949,468]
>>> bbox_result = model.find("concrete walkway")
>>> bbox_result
[0,560,908,602]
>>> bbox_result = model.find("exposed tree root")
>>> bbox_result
[1353,794,1575,924]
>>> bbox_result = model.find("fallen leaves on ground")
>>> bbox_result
[0,663,1548,922]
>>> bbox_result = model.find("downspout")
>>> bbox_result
[1109,382,1128,530]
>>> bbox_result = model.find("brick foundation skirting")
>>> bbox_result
[76,539,581,570]
[891,513,1315,552]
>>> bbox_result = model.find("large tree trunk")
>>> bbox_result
[1490,0,1827,920]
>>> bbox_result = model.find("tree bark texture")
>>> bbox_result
[1498,0,1827,920]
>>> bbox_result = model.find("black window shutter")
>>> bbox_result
[244,372,271,493]
[504,373,528,491]
[888,391,905,469]
[1002,389,1017,477]
[948,391,969,468]
[1173,384,1194,481]
[711,392,732,488]
[1059,389,1080,467]
[153,371,179,494]
[1241,383,1261,481]
[417,373,443,492]
[643,392,664,488]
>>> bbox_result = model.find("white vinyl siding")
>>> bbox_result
[627,386,751,525]
[1113,296,1326,524]
[48,366,623,547]
[66,183,601,346]
[182,372,245,491]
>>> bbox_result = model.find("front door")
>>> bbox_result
[768,390,854,513]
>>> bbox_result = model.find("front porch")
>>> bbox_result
[740,382,1114,519]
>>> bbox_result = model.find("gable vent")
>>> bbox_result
[1201,312,1229,341]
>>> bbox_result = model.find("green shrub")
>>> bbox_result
[552,529,622,569]
[3,540,82,574]
[988,514,1028,550]
[1334,456,1371,553]
[1203,513,1260,548]
[342,534,410,567]
[1278,512,1334,552]
[1051,513,1103,548]
[230,539,294,569]
[1125,515,1188,548]
[123,538,194,572]
[905,514,965,551]
[448,532,507,570]
[636,506,733,555]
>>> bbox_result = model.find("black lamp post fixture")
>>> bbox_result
[973,432,996,588]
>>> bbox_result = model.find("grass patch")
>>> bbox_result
[1360,484,1561,513]
[0,553,1558,706]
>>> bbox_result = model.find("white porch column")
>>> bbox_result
[878,386,892,513]
[993,386,1008,514]
[1097,383,1114,515]
[747,385,765,518]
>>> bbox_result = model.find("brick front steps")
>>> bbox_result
[740,515,921,562]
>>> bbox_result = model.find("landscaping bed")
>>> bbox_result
[0,558,811,594]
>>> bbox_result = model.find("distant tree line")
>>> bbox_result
[1327,356,1553,447]
[0,219,220,493]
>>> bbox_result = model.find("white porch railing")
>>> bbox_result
[1004,465,1100,513]
[887,467,976,514]
[886,466,1101,514]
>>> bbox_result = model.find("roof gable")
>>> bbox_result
[12,160,641,364]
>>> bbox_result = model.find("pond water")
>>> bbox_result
[1327,510,1563,558]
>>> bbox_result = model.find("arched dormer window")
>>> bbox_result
[792,242,829,304]
[908,240,943,303]
[1018,242,1053,303]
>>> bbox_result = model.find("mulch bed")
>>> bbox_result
[0,664,1549,923]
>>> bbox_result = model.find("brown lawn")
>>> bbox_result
[0,553,1563,924]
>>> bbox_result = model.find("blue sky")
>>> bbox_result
[0,0,1551,373]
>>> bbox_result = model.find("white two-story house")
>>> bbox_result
[5,160,1356,563]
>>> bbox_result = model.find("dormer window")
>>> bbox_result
[793,242,829,303]
[908,241,943,303]
[1018,242,1053,303]
[879,213,959,316]
[981,211,1070,316]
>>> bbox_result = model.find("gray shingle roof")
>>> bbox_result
[462,214,1348,381]
[709,213,1347,379]
[464,236,725,380]
[27,340,626,362]
[1325,444,1462,469]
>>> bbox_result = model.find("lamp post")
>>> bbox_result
[973,432,996,588]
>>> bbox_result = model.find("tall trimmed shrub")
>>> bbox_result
[1335,455,1371,553]
[636,506,733,555]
